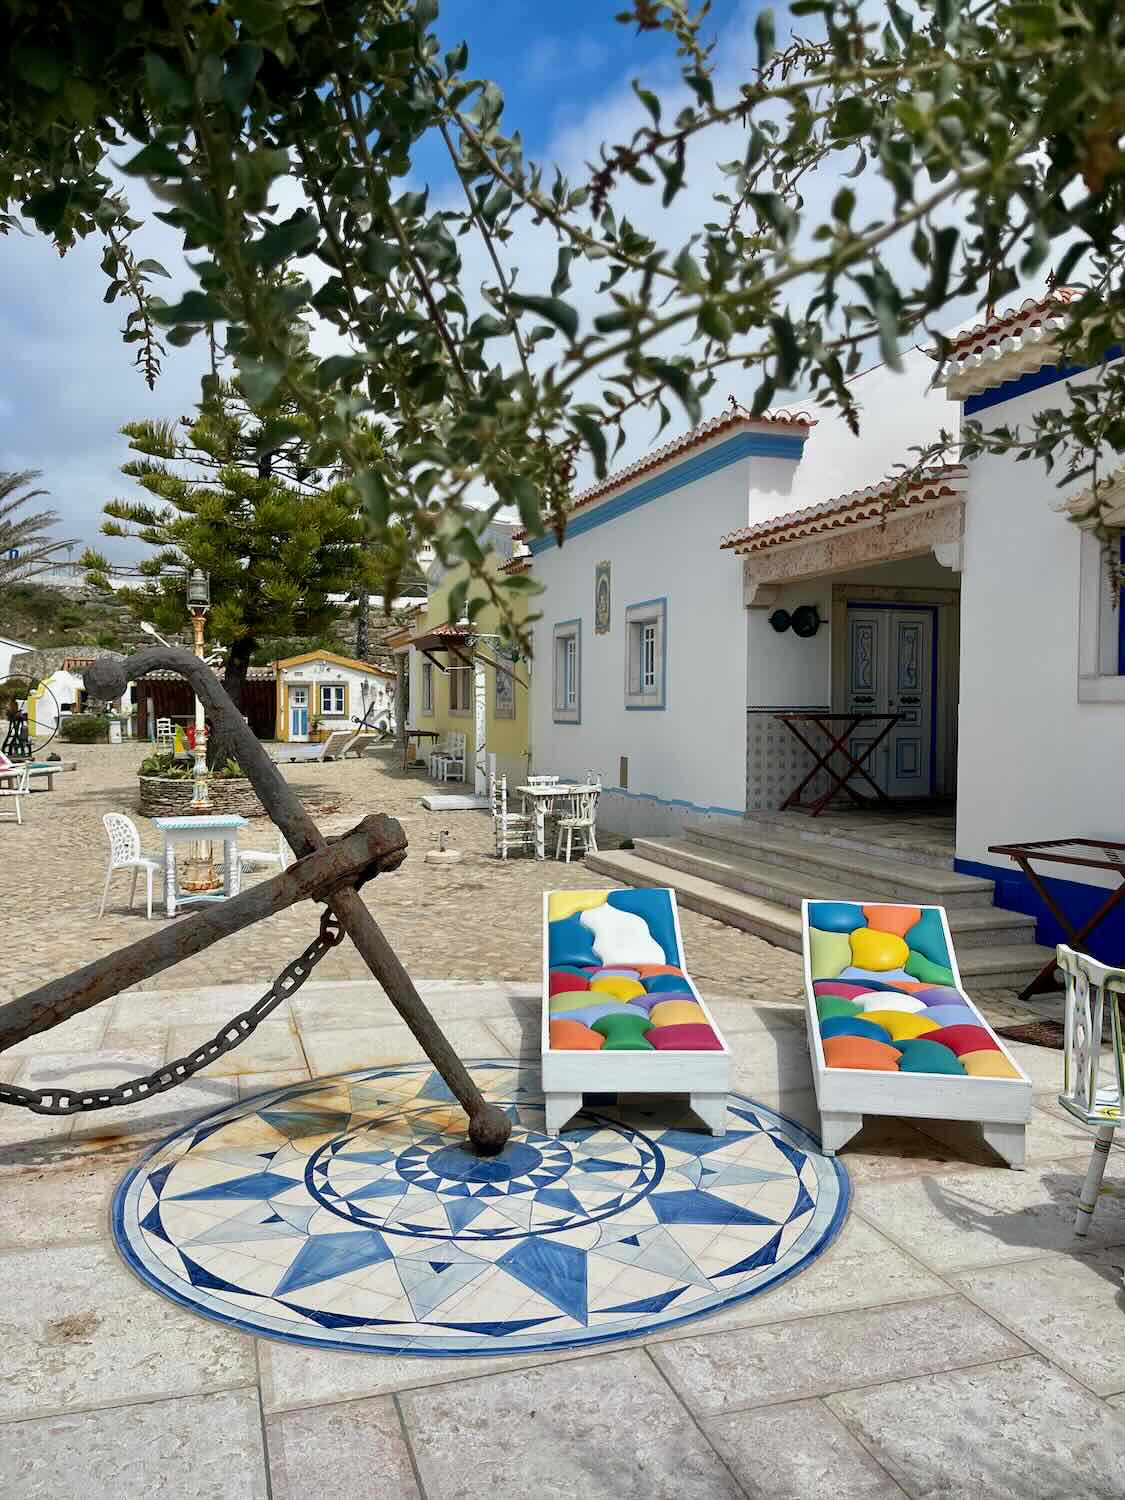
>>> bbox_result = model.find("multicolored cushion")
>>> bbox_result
[850,928,910,972]
[648,1000,709,1029]
[860,1010,942,1042]
[862,903,921,937]
[605,889,680,963]
[904,909,950,968]
[645,1023,723,1051]
[592,1011,655,1050]
[808,901,865,932]
[919,1004,978,1029]
[959,1049,1022,1078]
[822,1036,902,1071]
[643,973,697,995]
[815,995,865,1021]
[896,1038,966,1074]
[819,1016,894,1046]
[549,1018,604,1050]
[547,1001,638,1028]
[925,1024,1001,1057]
[549,972,589,997]
[904,950,956,987]
[859,992,926,1014]
[590,975,646,1002]
[809,927,852,980]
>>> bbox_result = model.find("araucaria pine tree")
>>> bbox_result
[83,381,368,727]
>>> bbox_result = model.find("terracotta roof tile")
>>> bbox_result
[720,465,968,554]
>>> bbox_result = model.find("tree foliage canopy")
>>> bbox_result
[0,470,74,597]
[4,0,1125,642]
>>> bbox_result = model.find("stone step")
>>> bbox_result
[743,811,955,870]
[630,837,1037,947]
[678,821,997,908]
[586,850,1057,993]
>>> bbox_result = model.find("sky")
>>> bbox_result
[0,0,1013,566]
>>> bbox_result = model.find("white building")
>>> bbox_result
[0,635,32,680]
[273,649,395,742]
[527,291,1125,972]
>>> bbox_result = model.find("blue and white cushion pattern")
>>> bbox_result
[113,1061,848,1356]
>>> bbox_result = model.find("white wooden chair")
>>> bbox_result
[238,828,289,876]
[1057,943,1125,1235]
[99,812,166,919]
[428,733,453,778]
[554,787,600,863]
[0,761,30,824]
[154,717,174,751]
[490,774,534,859]
[433,730,467,783]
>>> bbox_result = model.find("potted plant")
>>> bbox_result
[308,714,328,743]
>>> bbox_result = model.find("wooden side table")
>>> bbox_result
[774,711,901,817]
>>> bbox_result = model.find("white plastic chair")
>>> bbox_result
[155,717,174,751]
[554,787,600,863]
[238,829,290,876]
[100,813,166,919]
[428,733,452,778]
[434,730,467,782]
[1057,944,1125,1235]
[0,761,30,824]
[490,774,534,859]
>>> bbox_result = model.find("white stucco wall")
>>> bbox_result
[0,638,31,679]
[956,372,1125,885]
[529,440,781,835]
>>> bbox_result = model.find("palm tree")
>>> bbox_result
[0,471,75,597]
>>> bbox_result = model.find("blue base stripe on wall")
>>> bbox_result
[955,857,1125,967]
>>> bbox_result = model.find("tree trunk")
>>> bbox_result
[209,636,254,768]
[355,591,369,660]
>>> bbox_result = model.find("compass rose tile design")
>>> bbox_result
[113,1061,849,1356]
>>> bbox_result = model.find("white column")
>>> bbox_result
[473,661,487,795]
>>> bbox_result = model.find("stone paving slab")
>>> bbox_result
[266,1394,420,1500]
[0,1389,268,1499]
[827,1356,1125,1500]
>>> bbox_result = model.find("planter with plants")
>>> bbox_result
[137,751,267,818]
[60,714,111,744]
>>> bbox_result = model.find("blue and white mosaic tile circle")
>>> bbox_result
[113,1061,849,1356]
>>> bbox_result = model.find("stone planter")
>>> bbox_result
[138,775,266,820]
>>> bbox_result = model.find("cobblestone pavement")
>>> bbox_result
[0,743,819,1005]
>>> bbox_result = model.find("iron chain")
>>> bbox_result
[0,909,346,1115]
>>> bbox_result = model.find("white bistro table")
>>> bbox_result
[515,783,597,860]
[152,814,248,916]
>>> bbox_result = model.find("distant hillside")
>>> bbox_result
[0,582,140,652]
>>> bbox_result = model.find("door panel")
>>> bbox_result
[846,607,934,797]
[289,686,309,740]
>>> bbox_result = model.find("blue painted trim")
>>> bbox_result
[552,618,582,725]
[624,596,668,711]
[963,345,1123,415]
[529,431,807,554]
[600,786,746,818]
[844,603,939,796]
[1119,536,1125,677]
[955,856,1125,967]
[111,1063,850,1359]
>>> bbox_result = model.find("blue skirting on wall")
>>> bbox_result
[955,857,1125,967]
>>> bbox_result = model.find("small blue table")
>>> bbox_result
[152,814,249,917]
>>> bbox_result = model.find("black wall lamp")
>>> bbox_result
[768,605,823,638]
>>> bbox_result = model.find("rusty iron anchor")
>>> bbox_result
[0,646,512,1156]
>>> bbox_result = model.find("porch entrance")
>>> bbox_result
[845,604,936,798]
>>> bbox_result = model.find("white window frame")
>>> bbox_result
[1077,530,1125,702]
[420,660,434,716]
[552,619,581,724]
[319,683,346,717]
[625,597,667,710]
[448,662,473,715]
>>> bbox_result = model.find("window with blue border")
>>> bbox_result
[1078,530,1125,702]
[553,619,581,724]
[624,597,667,711]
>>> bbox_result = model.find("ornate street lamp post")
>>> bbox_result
[181,568,221,892]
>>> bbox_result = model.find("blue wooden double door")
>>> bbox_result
[846,605,937,798]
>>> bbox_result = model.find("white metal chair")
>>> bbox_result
[99,812,166,920]
[490,774,534,859]
[0,761,30,824]
[1057,943,1125,1235]
[554,787,600,863]
[238,828,290,876]
[154,717,174,751]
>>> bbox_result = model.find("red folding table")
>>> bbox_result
[774,711,902,817]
